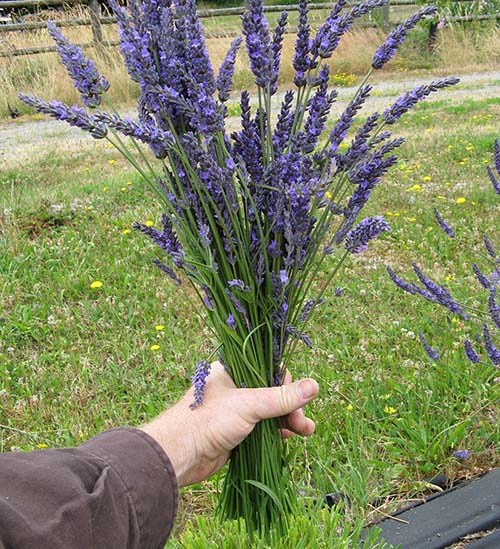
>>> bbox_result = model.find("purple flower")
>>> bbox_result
[482,324,500,366]
[418,331,440,361]
[301,66,338,154]
[472,263,492,290]
[387,266,438,303]
[152,258,181,286]
[273,90,295,154]
[227,313,237,330]
[134,214,183,266]
[94,111,173,158]
[433,207,455,238]
[484,235,497,259]
[293,0,312,87]
[330,85,372,153]
[372,6,437,70]
[412,263,469,319]
[487,139,500,194]
[190,360,212,409]
[18,94,107,138]
[228,279,245,291]
[286,324,312,348]
[453,449,470,460]
[46,21,109,108]
[270,11,288,95]
[464,339,480,364]
[216,37,243,103]
[242,0,273,89]
[345,216,391,254]
[489,290,500,329]
[383,77,460,124]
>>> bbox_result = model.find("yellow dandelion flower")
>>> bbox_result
[437,195,446,200]
[471,201,476,205]
[83,167,90,173]
[483,159,489,164]
[108,159,116,165]
[37,443,48,449]
[127,181,133,186]
[406,217,416,222]
[122,229,132,235]
[393,212,400,217]
[459,161,466,165]
[145,220,154,227]
[425,127,432,132]
[120,187,127,192]
[422,176,431,182]
[466,146,474,152]
[406,184,423,193]
[447,145,454,149]
[456,197,466,204]
[155,324,165,331]
[385,211,393,217]
[384,406,397,415]
[90,281,103,289]
[103,186,108,192]
[150,344,161,351]
[325,191,333,200]
[346,404,354,412]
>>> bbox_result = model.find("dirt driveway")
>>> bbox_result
[1,70,499,170]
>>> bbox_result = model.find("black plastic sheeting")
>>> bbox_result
[364,468,500,548]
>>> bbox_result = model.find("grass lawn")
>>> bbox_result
[0,90,499,546]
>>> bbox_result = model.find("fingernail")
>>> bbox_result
[297,379,317,400]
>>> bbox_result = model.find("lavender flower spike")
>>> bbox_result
[464,339,480,364]
[418,331,440,361]
[345,216,391,254]
[383,77,459,124]
[372,6,437,70]
[488,289,500,329]
[190,360,212,409]
[483,235,497,259]
[216,37,243,103]
[46,21,109,108]
[242,0,273,89]
[18,94,107,138]
[453,449,470,460]
[433,207,455,238]
[487,138,500,194]
[293,0,311,87]
[482,324,500,366]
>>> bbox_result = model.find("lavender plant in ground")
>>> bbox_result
[388,139,500,370]
[20,0,455,537]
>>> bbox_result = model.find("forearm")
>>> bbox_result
[0,428,178,549]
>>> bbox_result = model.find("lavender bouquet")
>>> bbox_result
[20,0,458,535]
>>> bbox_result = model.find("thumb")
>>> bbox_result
[245,379,319,422]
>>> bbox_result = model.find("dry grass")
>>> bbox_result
[1,12,500,119]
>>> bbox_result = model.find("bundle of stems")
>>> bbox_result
[19,0,458,537]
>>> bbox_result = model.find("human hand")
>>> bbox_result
[140,362,319,487]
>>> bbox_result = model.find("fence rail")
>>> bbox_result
[0,0,495,59]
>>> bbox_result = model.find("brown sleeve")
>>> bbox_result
[0,428,178,549]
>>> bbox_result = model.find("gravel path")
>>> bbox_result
[1,70,499,169]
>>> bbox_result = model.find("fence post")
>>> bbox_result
[89,0,103,45]
[382,0,390,31]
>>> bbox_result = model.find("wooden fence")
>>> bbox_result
[0,0,498,58]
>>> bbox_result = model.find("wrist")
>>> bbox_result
[140,408,197,488]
